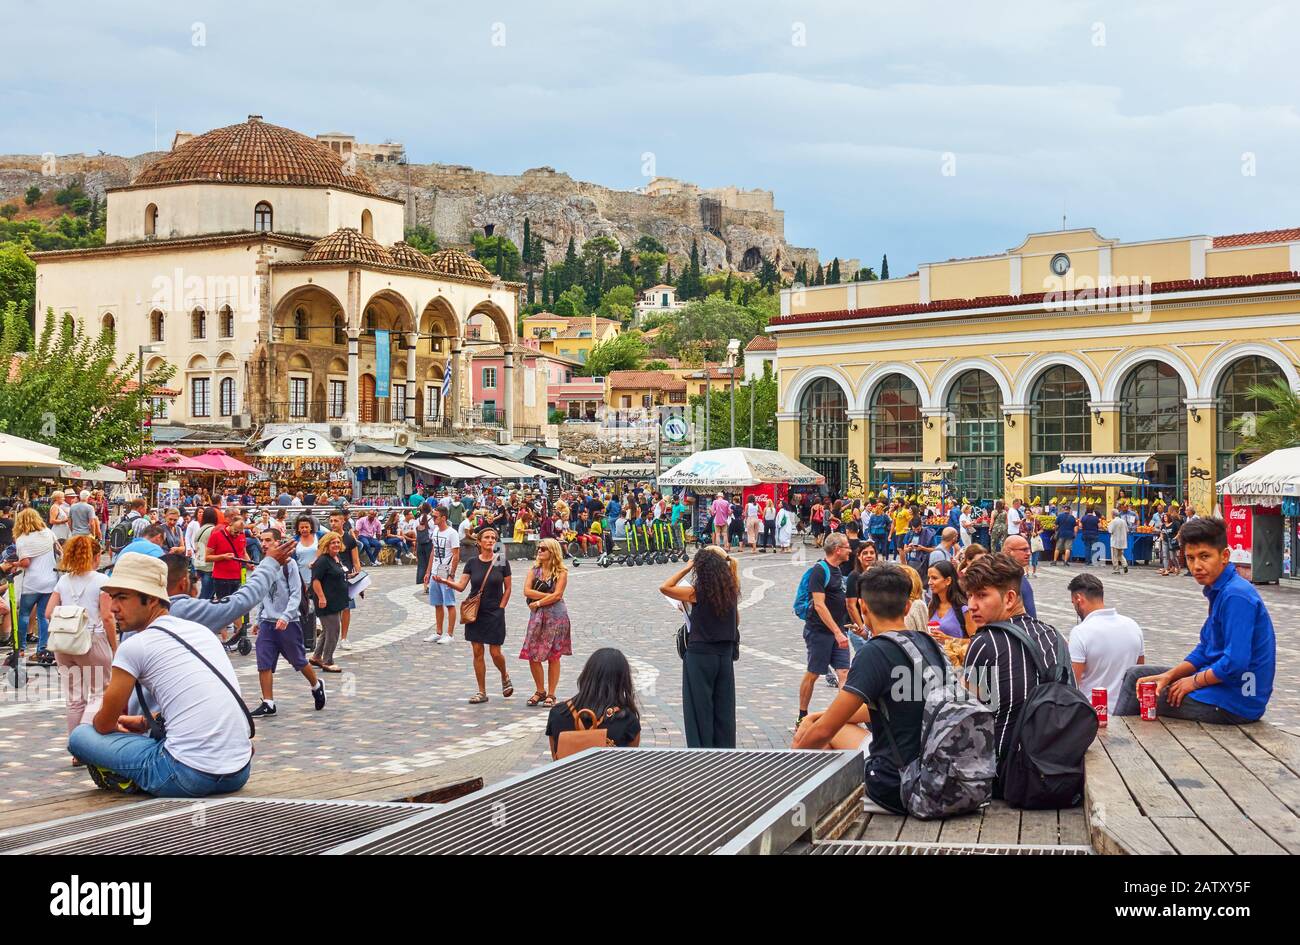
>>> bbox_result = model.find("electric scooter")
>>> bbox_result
[625,521,640,566]
[652,520,670,564]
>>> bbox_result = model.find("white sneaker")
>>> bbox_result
[423,632,441,643]
[340,638,352,650]
[436,634,454,644]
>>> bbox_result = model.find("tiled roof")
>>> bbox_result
[30,231,315,262]
[1212,228,1300,248]
[606,370,686,391]
[770,270,1300,329]
[388,241,435,272]
[429,248,494,284]
[304,228,394,266]
[745,335,776,351]
[132,115,380,196]
[685,365,737,380]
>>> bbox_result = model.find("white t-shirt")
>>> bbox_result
[54,571,109,632]
[184,519,201,554]
[429,525,459,578]
[15,531,58,593]
[458,518,474,542]
[1006,506,1023,536]
[1068,607,1145,704]
[113,614,252,775]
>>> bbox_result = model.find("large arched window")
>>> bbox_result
[293,306,309,341]
[219,377,237,417]
[1121,361,1187,495]
[101,313,115,342]
[144,203,158,237]
[798,378,848,493]
[191,307,206,340]
[869,374,922,491]
[1215,355,1285,480]
[946,369,1004,501]
[334,314,347,347]
[1029,365,1091,474]
[254,201,273,232]
[150,310,165,343]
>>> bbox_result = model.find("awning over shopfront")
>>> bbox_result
[454,456,555,480]
[406,457,497,481]
[1216,447,1300,506]
[62,464,128,484]
[1016,470,1142,488]
[535,457,599,480]
[347,440,411,469]
[872,461,958,474]
[658,448,825,488]
[256,427,341,458]
[1058,453,1154,476]
[590,463,656,478]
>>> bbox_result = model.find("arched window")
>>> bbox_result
[798,378,848,493]
[869,374,921,491]
[294,306,309,341]
[219,305,234,339]
[150,310,165,343]
[333,314,347,346]
[144,203,158,237]
[1121,361,1187,495]
[1215,355,1285,480]
[219,377,236,417]
[101,313,115,342]
[254,201,273,232]
[1029,365,1091,475]
[360,209,373,238]
[191,307,206,340]
[946,369,1004,502]
[364,307,376,332]
[61,313,76,335]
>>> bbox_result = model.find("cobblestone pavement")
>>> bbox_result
[1,548,1297,812]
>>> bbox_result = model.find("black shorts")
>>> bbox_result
[211,577,242,601]
[803,627,851,675]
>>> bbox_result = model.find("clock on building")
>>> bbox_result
[1050,252,1071,276]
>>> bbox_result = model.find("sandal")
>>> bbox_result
[502,677,514,698]
[469,692,488,704]
[308,656,323,667]
[542,694,557,708]
[526,690,546,706]
[321,663,342,673]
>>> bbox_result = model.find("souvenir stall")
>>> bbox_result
[346,442,412,507]
[0,434,73,507]
[251,428,347,506]
[1217,446,1300,584]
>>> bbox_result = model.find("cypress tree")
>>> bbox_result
[527,269,535,305]
[723,270,733,299]
[563,236,579,290]
[522,218,531,267]
[665,260,674,284]
[829,258,840,284]
[881,254,889,279]
[814,263,824,286]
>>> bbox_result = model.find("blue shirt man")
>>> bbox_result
[1055,509,1077,539]
[118,537,165,559]
[1184,563,1275,720]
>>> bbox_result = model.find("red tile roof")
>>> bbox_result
[770,270,1300,329]
[606,370,686,391]
[1212,228,1300,248]
[745,335,776,351]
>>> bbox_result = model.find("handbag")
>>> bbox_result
[459,560,495,625]
[1030,534,1045,553]
[48,574,94,656]
[675,605,690,659]
[555,703,619,760]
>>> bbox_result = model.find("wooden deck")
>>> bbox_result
[0,766,480,836]
[1086,716,1300,855]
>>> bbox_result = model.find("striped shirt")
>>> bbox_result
[963,613,1066,763]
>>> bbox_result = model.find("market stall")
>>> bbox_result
[251,427,348,505]
[534,457,600,482]
[871,460,958,504]
[1015,469,1155,564]
[1216,446,1300,583]
[346,441,412,506]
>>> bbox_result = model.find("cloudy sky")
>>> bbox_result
[5,1,1299,272]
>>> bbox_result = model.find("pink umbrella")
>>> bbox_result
[120,447,210,471]
[188,448,261,474]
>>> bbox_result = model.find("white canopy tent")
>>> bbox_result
[0,433,72,470]
[1216,447,1300,506]
[1016,470,1142,488]
[657,448,825,488]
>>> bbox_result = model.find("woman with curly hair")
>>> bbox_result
[660,545,740,748]
[45,535,116,751]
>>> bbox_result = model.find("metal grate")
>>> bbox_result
[333,749,853,856]
[0,799,190,854]
[807,840,1092,855]
[15,799,428,856]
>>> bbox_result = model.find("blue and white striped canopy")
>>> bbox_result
[1058,454,1153,476]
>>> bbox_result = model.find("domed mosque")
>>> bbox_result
[30,116,533,441]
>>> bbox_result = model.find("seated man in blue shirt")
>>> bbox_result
[117,524,169,560]
[1115,516,1275,723]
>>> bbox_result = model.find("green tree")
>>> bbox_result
[689,365,777,450]
[581,329,648,377]
[403,224,439,254]
[0,243,36,324]
[813,263,824,286]
[828,258,841,284]
[526,269,535,306]
[1230,380,1300,455]
[560,236,580,290]
[644,359,670,371]
[635,235,665,254]
[597,284,636,323]
[758,257,779,294]
[881,254,890,279]
[856,267,878,281]
[0,204,17,220]
[665,294,765,362]
[0,304,177,467]
[553,284,588,317]
[24,186,41,207]
[677,239,704,300]
[636,250,664,289]
[521,217,532,267]
[540,262,550,307]
[470,233,521,279]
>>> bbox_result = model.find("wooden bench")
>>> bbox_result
[1086,716,1300,855]
[0,768,481,837]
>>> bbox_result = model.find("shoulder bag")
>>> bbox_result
[459,560,495,625]
[136,620,256,742]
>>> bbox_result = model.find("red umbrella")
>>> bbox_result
[188,448,261,474]
[120,447,210,471]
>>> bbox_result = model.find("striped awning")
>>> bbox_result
[1058,453,1154,476]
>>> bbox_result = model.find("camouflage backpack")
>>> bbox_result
[871,632,996,820]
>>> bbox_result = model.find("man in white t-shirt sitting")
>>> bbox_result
[68,553,253,797]
[422,506,461,644]
[1066,573,1144,706]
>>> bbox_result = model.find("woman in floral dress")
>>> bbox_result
[520,538,572,707]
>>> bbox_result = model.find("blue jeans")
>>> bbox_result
[357,535,381,564]
[19,591,52,651]
[67,724,251,798]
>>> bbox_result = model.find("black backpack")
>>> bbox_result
[989,620,1097,810]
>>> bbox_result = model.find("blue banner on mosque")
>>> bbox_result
[375,329,390,397]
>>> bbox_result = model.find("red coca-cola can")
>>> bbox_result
[1092,688,1108,727]
[1139,680,1159,721]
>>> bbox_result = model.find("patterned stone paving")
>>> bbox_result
[1,546,1297,814]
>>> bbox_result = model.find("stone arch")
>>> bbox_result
[740,247,763,272]
[420,297,460,355]
[145,356,167,374]
[272,285,346,344]
[929,358,1012,411]
[1101,348,1198,403]
[362,289,415,335]
[1012,352,1102,405]
[327,356,348,374]
[466,300,514,345]
[1197,342,1300,399]
[287,352,312,371]
[145,203,158,237]
[187,354,209,370]
[216,352,238,369]
[782,365,854,412]
[856,362,932,412]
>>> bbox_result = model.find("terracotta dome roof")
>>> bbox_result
[429,248,494,283]
[133,115,379,196]
[303,228,395,266]
[389,241,436,272]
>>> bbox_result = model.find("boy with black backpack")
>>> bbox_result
[963,553,1096,808]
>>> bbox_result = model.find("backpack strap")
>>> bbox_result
[984,620,1070,685]
[863,631,947,769]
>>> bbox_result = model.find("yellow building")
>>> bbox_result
[771,226,1300,513]
[521,313,620,365]
[605,370,687,411]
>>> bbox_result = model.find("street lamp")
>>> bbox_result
[138,342,163,451]
[726,338,740,448]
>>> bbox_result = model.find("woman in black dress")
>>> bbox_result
[435,526,513,704]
